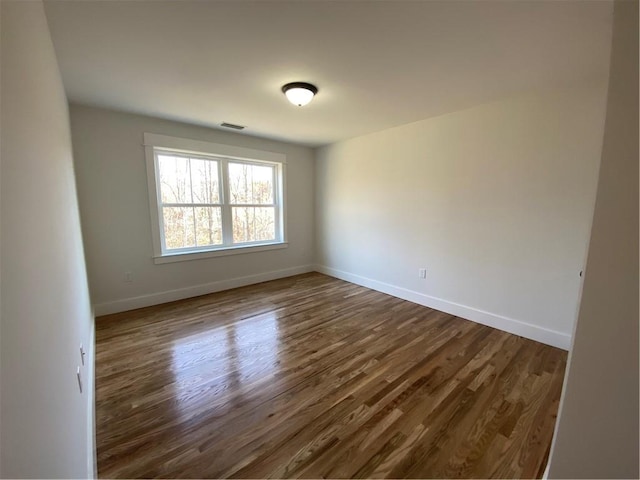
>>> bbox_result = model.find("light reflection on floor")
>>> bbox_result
[170,312,280,419]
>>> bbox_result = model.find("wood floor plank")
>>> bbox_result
[95,272,567,478]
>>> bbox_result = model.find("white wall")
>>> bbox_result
[0,2,95,478]
[315,83,608,349]
[547,0,639,477]
[69,105,315,314]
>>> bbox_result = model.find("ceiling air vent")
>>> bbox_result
[221,122,245,130]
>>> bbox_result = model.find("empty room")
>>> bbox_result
[1,0,638,479]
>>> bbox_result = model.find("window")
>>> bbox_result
[144,133,286,263]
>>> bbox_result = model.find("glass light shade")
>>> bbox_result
[284,87,315,106]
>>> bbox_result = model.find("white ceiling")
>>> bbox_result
[44,1,613,147]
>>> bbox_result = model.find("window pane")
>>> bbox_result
[163,207,195,249]
[195,207,222,246]
[232,207,275,243]
[158,155,192,204]
[228,162,274,204]
[191,158,220,204]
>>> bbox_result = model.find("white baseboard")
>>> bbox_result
[94,263,570,350]
[94,265,314,316]
[314,265,571,350]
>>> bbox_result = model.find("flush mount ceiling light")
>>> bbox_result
[282,82,318,107]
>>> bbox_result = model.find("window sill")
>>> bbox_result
[153,242,288,264]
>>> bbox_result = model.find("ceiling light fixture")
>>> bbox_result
[282,82,318,107]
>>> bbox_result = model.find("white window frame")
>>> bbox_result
[144,133,287,264]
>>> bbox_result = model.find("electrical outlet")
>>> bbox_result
[418,268,427,279]
[124,271,133,283]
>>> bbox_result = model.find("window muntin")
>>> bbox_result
[152,148,283,256]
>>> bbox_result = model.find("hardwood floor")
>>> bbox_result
[95,273,567,479]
